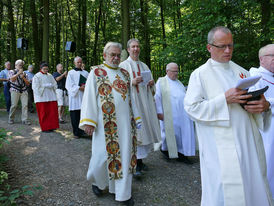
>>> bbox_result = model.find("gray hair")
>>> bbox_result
[74,56,82,63]
[166,62,178,72]
[28,65,34,70]
[259,44,274,58]
[4,61,10,67]
[207,26,232,44]
[103,42,122,54]
[15,59,25,66]
[127,38,140,49]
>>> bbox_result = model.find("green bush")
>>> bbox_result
[0,128,42,205]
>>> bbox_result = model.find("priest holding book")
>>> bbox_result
[65,56,89,138]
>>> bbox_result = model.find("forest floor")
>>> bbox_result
[0,108,201,206]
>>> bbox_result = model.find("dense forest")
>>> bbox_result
[0,0,273,83]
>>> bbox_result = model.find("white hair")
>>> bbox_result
[74,56,82,63]
[15,59,25,66]
[166,62,178,71]
[103,42,122,54]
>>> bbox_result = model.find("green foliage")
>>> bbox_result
[0,128,42,205]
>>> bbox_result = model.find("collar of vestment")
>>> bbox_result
[103,63,118,70]
[40,70,47,75]
[74,68,82,71]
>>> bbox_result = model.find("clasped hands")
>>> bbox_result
[225,88,270,114]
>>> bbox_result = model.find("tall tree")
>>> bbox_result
[81,0,87,62]
[140,0,151,68]
[42,0,49,62]
[121,0,130,50]
[92,0,102,65]
[6,0,16,66]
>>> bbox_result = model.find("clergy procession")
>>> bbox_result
[0,26,273,206]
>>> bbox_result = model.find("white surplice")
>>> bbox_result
[155,75,195,156]
[65,69,89,111]
[184,59,273,206]
[79,65,141,201]
[250,66,274,200]
[32,72,57,103]
[119,57,161,159]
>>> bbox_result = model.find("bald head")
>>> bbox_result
[166,62,179,80]
[259,44,274,73]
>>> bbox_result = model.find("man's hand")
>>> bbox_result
[79,84,85,91]
[84,125,95,136]
[147,80,154,87]
[225,88,251,104]
[244,95,270,114]
[132,76,143,86]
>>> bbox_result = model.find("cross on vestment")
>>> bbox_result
[133,63,141,93]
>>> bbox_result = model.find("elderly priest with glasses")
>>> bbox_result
[184,26,273,206]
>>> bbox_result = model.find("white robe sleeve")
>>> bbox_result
[184,70,230,127]
[154,79,163,114]
[79,71,99,129]
[65,70,80,97]
[32,74,45,97]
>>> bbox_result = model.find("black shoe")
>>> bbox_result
[140,163,148,171]
[92,185,103,196]
[177,153,193,164]
[121,197,134,206]
[160,149,170,160]
[42,130,54,133]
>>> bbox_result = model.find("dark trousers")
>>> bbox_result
[3,83,11,112]
[27,85,34,112]
[70,110,84,136]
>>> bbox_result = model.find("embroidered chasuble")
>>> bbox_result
[184,59,273,206]
[79,64,141,199]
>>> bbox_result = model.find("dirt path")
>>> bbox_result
[0,109,201,206]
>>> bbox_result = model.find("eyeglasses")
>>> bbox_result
[263,54,274,57]
[108,53,121,58]
[210,44,234,49]
[168,70,178,73]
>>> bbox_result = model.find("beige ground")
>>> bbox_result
[0,109,201,206]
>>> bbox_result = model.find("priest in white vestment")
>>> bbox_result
[250,44,274,200]
[184,26,273,206]
[154,63,195,164]
[65,56,89,138]
[32,62,59,132]
[119,39,161,176]
[79,42,141,206]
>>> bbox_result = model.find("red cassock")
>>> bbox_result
[36,101,59,131]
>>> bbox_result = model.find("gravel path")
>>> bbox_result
[0,109,201,206]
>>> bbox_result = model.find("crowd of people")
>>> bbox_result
[0,26,273,206]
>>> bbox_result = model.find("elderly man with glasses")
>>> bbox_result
[79,42,141,206]
[184,26,273,205]
[250,44,274,201]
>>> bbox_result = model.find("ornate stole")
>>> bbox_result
[94,64,137,180]
[159,77,178,158]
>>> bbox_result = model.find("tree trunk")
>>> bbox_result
[0,1,3,63]
[81,0,87,62]
[7,0,16,67]
[55,0,61,66]
[66,0,76,42]
[140,0,151,68]
[30,0,41,71]
[121,0,130,50]
[42,0,49,62]
[92,0,102,65]
[159,0,167,49]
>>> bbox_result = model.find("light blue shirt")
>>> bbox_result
[24,70,34,82]
[0,68,9,85]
